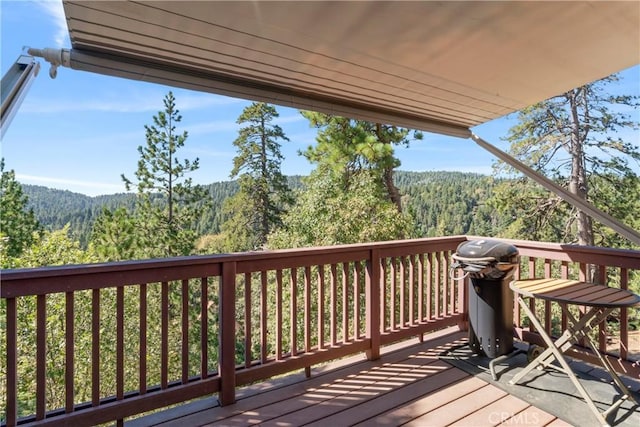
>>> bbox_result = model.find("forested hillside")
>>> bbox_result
[23,171,499,248]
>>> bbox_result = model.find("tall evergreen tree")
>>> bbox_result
[93,92,209,259]
[222,102,292,251]
[491,74,640,247]
[301,112,422,211]
[0,158,41,263]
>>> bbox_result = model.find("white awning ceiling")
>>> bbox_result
[55,1,640,244]
[62,0,640,138]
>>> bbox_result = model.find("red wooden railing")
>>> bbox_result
[2,236,638,426]
[1,236,466,426]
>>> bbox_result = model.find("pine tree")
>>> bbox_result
[94,91,209,259]
[492,74,640,248]
[222,102,292,251]
[0,158,41,263]
[300,112,422,211]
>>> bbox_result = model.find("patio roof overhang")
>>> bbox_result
[45,1,640,244]
[60,1,639,139]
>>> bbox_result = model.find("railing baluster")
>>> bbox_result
[276,269,283,359]
[354,262,361,339]
[619,268,629,360]
[92,289,101,405]
[544,259,552,335]
[457,266,467,329]
[65,292,75,413]
[418,254,424,322]
[409,255,415,326]
[390,258,397,330]
[579,262,587,282]
[36,294,46,419]
[304,266,312,352]
[381,260,388,331]
[317,266,325,350]
[139,283,147,394]
[6,297,17,427]
[260,271,268,364]
[597,266,607,352]
[400,256,406,327]
[181,279,189,384]
[161,282,169,389]
[290,267,298,356]
[330,264,337,346]
[513,262,521,330]
[446,253,454,316]
[528,258,536,333]
[342,262,349,343]
[244,272,252,369]
[440,252,448,316]
[578,263,588,346]
[200,277,208,379]
[116,286,124,399]
[426,253,433,321]
[560,262,569,332]
[434,253,441,318]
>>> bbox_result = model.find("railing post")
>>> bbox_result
[366,249,381,360]
[6,297,17,427]
[219,261,237,406]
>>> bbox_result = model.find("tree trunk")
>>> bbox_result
[567,90,594,247]
[383,167,402,212]
[376,123,402,212]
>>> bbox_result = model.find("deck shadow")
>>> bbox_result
[440,340,640,427]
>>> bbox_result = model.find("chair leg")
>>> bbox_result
[510,297,610,426]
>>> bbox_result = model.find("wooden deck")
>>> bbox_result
[127,329,570,427]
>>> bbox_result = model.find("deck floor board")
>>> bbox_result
[128,329,563,427]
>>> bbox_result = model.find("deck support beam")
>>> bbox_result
[366,249,381,360]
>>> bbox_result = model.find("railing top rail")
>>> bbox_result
[465,236,640,268]
[1,236,467,297]
[3,235,636,297]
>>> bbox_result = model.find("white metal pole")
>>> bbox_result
[471,133,640,246]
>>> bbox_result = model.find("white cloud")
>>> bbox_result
[20,91,244,114]
[17,173,126,195]
[35,0,69,47]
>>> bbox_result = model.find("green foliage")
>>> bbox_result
[0,159,41,262]
[589,173,640,248]
[93,92,211,259]
[268,170,415,248]
[10,225,98,268]
[90,207,138,261]
[301,112,422,210]
[396,171,501,237]
[488,177,572,243]
[22,171,506,255]
[222,102,292,251]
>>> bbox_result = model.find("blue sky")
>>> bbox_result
[1,1,639,197]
